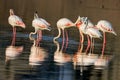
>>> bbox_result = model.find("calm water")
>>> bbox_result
[0,31,117,80]
[0,0,120,80]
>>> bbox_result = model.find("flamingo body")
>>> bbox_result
[57,18,74,29]
[32,18,51,31]
[96,20,117,35]
[54,18,74,43]
[40,18,50,26]
[86,28,102,39]
[8,9,25,28]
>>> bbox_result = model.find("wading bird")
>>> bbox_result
[75,16,102,53]
[53,18,75,50]
[96,20,117,55]
[29,11,51,46]
[8,9,25,46]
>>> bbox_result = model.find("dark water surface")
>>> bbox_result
[0,31,117,80]
[0,0,120,80]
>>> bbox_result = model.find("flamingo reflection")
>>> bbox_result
[94,54,113,69]
[5,46,23,62]
[29,36,48,66]
[53,40,72,65]
[5,33,23,63]
[73,42,98,68]
[53,40,74,80]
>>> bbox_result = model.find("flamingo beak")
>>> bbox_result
[112,31,117,36]
[21,23,26,29]
[75,16,81,25]
[74,16,82,28]
[47,27,52,31]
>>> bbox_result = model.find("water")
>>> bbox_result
[0,31,116,80]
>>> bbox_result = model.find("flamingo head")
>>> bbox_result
[75,16,83,28]
[46,26,52,31]
[19,22,26,29]
[9,9,14,15]
[22,23,26,28]
[16,21,26,28]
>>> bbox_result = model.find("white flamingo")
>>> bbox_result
[85,27,102,53]
[53,18,75,50]
[8,9,25,46]
[29,11,51,46]
[75,16,102,53]
[96,20,117,55]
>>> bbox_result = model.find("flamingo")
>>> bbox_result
[75,16,101,53]
[96,20,117,55]
[85,27,102,53]
[8,9,25,46]
[53,18,75,50]
[29,11,51,46]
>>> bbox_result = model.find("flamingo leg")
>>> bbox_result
[89,37,92,54]
[78,31,84,51]
[102,32,106,55]
[80,31,84,44]
[64,29,68,51]
[85,35,91,54]
[92,38,94,54]
[61,29,65,51]
[11,27,16,46]
[36,30,42,46]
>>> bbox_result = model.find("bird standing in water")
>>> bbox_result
[29,11,51,46]
[53,18,75,50]
[8,9,26,46]
[96,20,117,55]
[75,16,102,53]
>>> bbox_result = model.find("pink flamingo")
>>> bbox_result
[75,17,102,53]
[53,18,75,50]
[96,20,117,55]
[8,9,25,46]
[85,27,102,53]
[75,17,92,51]
[29,11,51,46]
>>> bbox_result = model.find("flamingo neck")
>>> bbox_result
[54,40,60,54]
[53,28,61,41]
[29,31,37,39]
